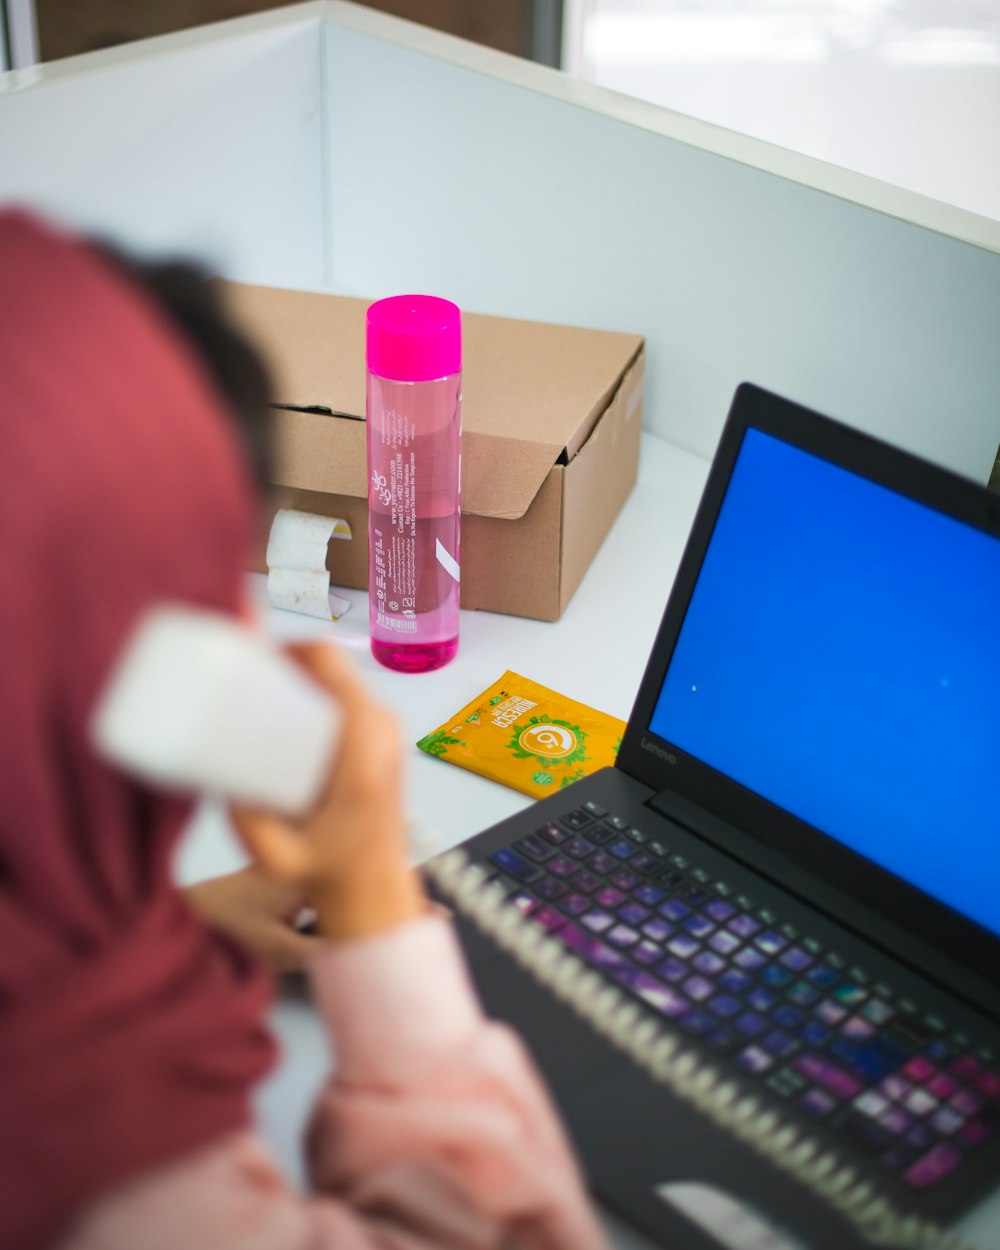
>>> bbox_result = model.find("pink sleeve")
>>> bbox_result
[57,915,611,1250]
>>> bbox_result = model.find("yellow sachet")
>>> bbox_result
[417,671,626,799]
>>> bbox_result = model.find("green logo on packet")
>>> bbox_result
[510,717,589,768]
[532,772,553,786]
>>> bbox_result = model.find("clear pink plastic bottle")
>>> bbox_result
[366,295,461,673]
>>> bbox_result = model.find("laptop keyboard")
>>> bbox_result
[483,801,1000,1194]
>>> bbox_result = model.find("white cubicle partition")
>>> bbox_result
[1,0,998,480]
[319,5,1000,482]
[0,6,327,287]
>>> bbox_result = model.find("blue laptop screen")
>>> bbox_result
[650,428,1000,939]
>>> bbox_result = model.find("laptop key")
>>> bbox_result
[786,981,821,1007]
[633,883,666,906]
[508,891,539,916]
[515,834,556,862]
[489,847,543,884]
[706,1026,742,1055]
[588,851,617,875]
[766,1067,806,1098]
[563,835,597,859]
[608,839,637,860]
[736,1045,774,1075]
[556,891,590,917]
[535,877,568,901]
[678,1008,713,1035]
[532,906,568,933]
[728,914,761,939]
[560,809,594,830]
[756,930,787,955]
[807,964,839,990]
[557,922,628,971]
[705,898,736,923]
[793,1053,863,1100]
[570,869,603,893]
[581,799,607,818]
[632,939,663,966]
[656,868,685,890]
[800,1021,832,1048]
[903,1143,963,1189]
[800,1088,837,1118]
[735,1012,768,1038]
[762,1030,799,1059]
[611,966,692,1018]
[587,825,615,845]
[833,981,868,1008]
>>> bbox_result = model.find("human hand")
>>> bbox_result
[183,864,320,973]
[231,642,427,942]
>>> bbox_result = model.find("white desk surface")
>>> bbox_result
[176,430,1000,1250]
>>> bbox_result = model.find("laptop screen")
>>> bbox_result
[649,427,1000,940]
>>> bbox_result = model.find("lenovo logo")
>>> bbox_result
[641,737,676,764]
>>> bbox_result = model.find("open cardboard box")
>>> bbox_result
[225,282,644,621]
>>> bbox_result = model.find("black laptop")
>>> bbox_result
[433,384,1000,1250]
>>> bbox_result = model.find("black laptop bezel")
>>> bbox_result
[618,382,1000,1009]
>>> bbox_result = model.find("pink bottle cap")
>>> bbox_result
[366,294,461,382]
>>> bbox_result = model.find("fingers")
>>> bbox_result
[182,867,321,974]
[231,807,311,881]
[260,923,322,974]
[285,642,405,798]
[285,640,368,710]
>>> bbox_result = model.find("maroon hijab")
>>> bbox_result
[0,212,276,1250]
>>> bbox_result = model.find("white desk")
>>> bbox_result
[177,430,1000,1250]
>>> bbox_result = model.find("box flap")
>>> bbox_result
[222,282,643,521]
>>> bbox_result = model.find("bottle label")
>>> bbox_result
[372,407,419,633]
[368,382,460,644]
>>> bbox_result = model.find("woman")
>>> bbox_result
[0,210,610,1250]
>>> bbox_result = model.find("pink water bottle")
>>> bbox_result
[366,295,461,673]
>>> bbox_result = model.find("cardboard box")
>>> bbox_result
[223,282,644,621]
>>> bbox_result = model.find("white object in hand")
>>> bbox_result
[91,604,340,817]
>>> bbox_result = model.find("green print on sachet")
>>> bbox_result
[416,671,626,799]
